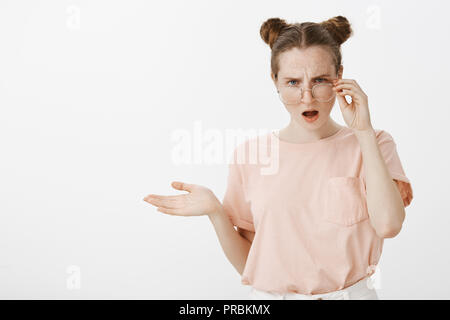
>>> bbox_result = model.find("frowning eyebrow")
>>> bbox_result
[282,73,332,80]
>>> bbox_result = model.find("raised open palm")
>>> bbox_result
[143,181,222,216]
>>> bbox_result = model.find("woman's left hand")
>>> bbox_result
[332,79,373,132]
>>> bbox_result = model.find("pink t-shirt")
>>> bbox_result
[222,126,413,295]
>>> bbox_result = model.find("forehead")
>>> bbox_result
[278,46,335,78]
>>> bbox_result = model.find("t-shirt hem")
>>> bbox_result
[242,273,376,296]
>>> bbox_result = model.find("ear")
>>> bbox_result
[271,71,276,83]
[271,71,279,92]
[337,65,343,79]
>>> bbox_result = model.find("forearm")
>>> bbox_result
[355,128,405,238]
[208,205,252,275]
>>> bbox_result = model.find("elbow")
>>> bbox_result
[376,222,403,239]
[374,207,406,239]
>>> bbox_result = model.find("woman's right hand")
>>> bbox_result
[143,181,223,217]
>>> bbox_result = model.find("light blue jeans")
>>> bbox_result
[248,275,379,300]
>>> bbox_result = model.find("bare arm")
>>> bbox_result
[355,128,405,238]
[208,205,253,275]
[237,227,255,243]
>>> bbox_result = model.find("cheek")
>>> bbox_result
[319,101,335,115]
[284,105,297,114]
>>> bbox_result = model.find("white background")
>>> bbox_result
[1,0,449,299]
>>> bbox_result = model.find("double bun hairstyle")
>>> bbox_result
[260,16,353,80]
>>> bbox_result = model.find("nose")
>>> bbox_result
[300,86,314,103]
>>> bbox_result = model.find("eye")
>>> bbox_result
[315,78,327,83]
[288,80,298,86]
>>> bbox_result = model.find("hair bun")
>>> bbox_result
[320,16,353,46]
[260,18,289,49]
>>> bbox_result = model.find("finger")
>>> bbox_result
[144,197,186,209]
[334,84,363,96]
[336,90,350,108]
[407,194,413,205]
[156,207,183,215]
[337,89,354,96]
[338,88,365,104]
[334,83,356,90]
[171,181,194,192]
[144,194,187,202]
[335,79,356,85]
[335,79,362,90]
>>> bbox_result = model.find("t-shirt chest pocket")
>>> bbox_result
[323,176,369,226]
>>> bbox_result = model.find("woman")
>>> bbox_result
[143,16,413,300]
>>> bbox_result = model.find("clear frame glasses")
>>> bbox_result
[278,80,337,105]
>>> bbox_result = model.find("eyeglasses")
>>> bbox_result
[277,80,337,104]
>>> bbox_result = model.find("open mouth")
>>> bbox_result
[301,110,319,122]
[302,110,319,117]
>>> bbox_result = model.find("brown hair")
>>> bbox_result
[260,16,353,81]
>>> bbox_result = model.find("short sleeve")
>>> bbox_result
[222,147,255,232]
[362,130,413,207]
